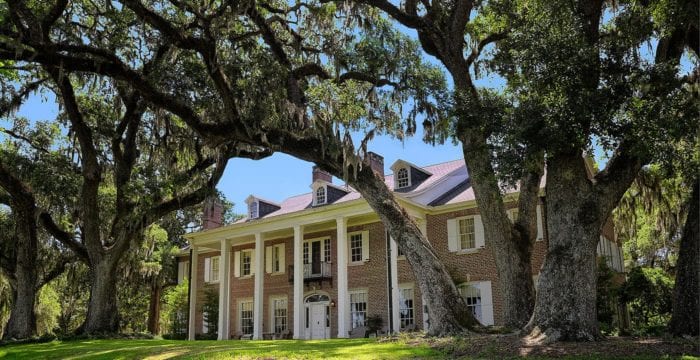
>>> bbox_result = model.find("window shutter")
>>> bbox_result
[279,244,286,272]
[266,246,273,274]
[536,205,544,240]
[362,231,370,261]
[234,251,241,278]
[446,218,458,252]
[479,281,494,326]
[251,249,256,275]
[204,257,211,283]
[474,215,485,248]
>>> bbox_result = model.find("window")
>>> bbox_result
[177,261,189,284]
[303,242,309,264]
[350,291,367,329]
[240,301,254,335]
[211,256,220,282]
[396,167,409,188]
[350,233,363,263]
[272,298,287,333]
[315,186,326,205]
[324,238,331,263]
[204,256,219,283]
[459,218,476,250]
[249,201,258,219]
[399,287,414,328]
[241,250,252,276]
[266,244,284,274]
[459,284,482,323]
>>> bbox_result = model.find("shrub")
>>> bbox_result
[619,267,674,335]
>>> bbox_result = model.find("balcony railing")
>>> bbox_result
[287,262,333,284]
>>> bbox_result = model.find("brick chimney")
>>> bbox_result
[366,152,384,177]
[202,197,224,230]
[312,165,332,183]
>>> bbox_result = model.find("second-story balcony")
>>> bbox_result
[288,262,333,287]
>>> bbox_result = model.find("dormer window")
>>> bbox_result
[396,167,410,189]
[249,201,258,219]
[315,186,326,205]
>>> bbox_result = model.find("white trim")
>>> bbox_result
[348,230,369,264]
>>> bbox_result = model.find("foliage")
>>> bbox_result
[596,261,620,335]
[0,272,9,337]
[53,263,89,335]
[162,279,189,339]
[615,166,692,270]
[365,315,384,337]
[619,267,675,335]
[34,284,60,336]
[200,287,219,339]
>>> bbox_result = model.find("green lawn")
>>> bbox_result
[0,338,697,360]
[0,338,440,360]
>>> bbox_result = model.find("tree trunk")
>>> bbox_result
[460,131,540,328]
[349,166,476,335]
[82,257,120,334]
[669,178,699,336]
[2,202,38,340]
[147,280,162,335]
[525,152,602,342]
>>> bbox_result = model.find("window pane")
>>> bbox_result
[350,291,367,329]
[397,168,409,188]
[350,234,363,262]
[316,187,326,204]
[242,251,251,276]
[399,288,414,328]
[459,285,482,323]
[273,298,287,333]
[240,301,254,335]
[459,218,476,250]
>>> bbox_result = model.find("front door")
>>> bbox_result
[310,304,328,339]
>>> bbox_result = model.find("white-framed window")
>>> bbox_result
[324,238,331,263]
[249,201,258,219]
[459,217,476,250]
[447,215,485,252]
[241,250,252,276]
[349,231,369,263]
[350,290,368,329]
[458,281,494,325]
[239,300,254,335]
[266,243,285,274]
[270,297,287,333]
[204,256,220,283]
[234,249,255,278]
[396,167,410,188]
[315,186,326,205]
[399,286,414,328]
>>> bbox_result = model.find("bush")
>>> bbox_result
[619,267,674,335]
[596,260,619,335]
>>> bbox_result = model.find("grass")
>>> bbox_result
[0,338,440,360]
[0,336,697,359]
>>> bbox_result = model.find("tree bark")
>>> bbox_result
[147,280,162,335]
[669,178,699,336]
[525,151,602,342]
[347,164,476,335]
[82,257,120,334]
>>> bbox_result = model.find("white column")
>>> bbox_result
[188,246,199,341]
[336,217,349,338]
[390,236,400,334]
[293,225,304,339]
[218,239,231,340]
[253,232,264,339]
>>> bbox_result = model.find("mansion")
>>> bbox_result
[176,153,624,340]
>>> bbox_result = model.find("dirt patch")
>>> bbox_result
[395,333,699,358]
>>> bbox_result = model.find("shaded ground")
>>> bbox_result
[403,333,700,359]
